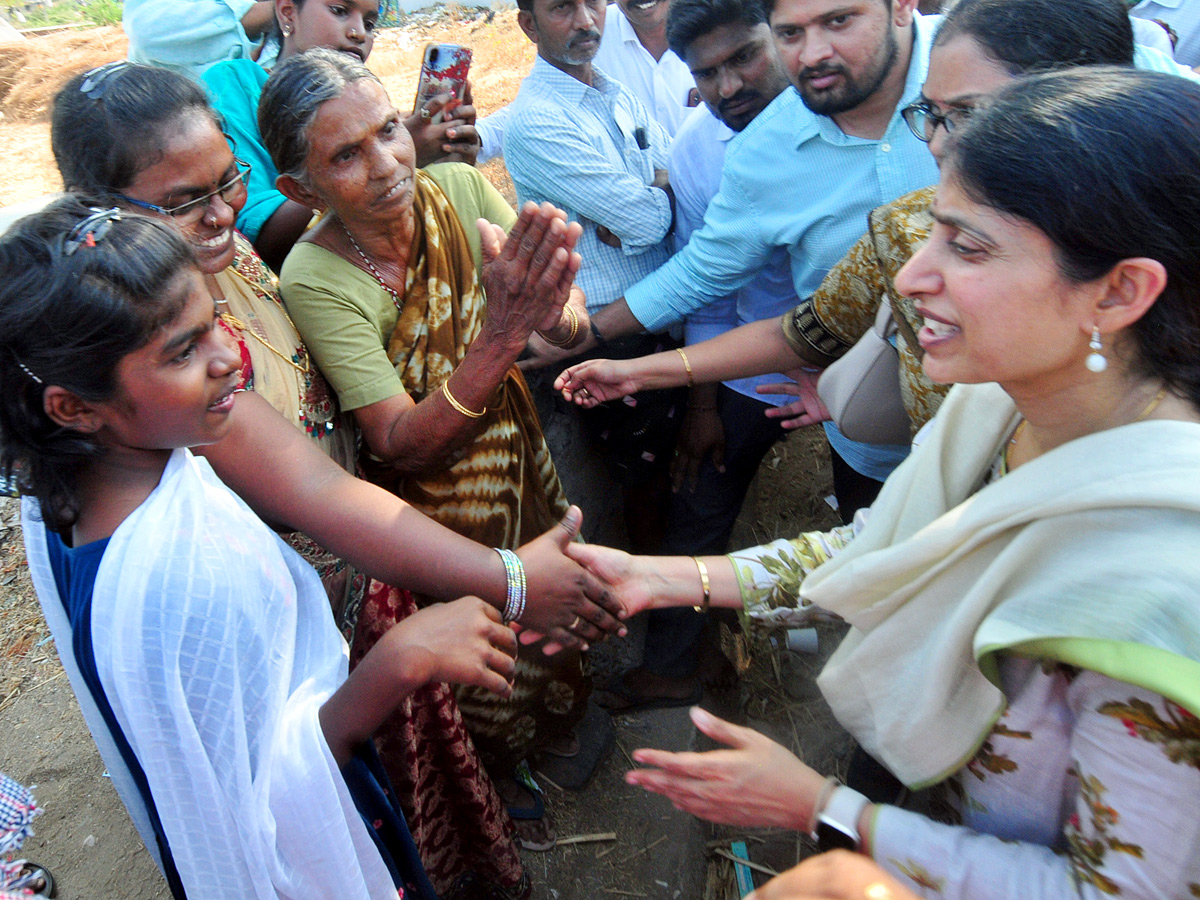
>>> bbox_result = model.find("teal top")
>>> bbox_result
[201,58,278,242]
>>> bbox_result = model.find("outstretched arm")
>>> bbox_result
[567,526,854,626]
[556,316,800,406]
[564,543,742,619]
[198,390,626,651]
[320,597,517,765]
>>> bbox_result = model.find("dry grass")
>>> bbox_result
[0,498,58,713]
[0,26,127,121]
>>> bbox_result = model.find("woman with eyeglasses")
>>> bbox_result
[52,61,371,632]
[53,61,358,492]
[556,0,1187,465]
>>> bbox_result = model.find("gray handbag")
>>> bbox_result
[817,299,912,445]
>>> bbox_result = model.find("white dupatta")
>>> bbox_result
[804,383,1200,789]
[24,449,397,899]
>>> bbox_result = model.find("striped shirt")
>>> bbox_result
[505,56,674,313]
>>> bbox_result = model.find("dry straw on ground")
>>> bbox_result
[0,26,127,121]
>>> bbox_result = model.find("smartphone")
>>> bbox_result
[414,43,472,124]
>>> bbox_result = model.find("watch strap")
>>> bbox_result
[815,785,871,852]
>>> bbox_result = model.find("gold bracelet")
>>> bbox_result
[691,556,711,612]
[676,347,694,388]
[538,305,579,348]
[441,381,486,418]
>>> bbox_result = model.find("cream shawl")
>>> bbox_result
[804,382,1200,788]
[24,450,397,899]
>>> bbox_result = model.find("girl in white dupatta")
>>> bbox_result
[566,69,1200,899]
[0,198,523,900]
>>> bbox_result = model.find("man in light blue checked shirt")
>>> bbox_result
[505,0,687,581]
[505,0,676,315]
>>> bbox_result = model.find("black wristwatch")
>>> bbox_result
[814,785,871,853]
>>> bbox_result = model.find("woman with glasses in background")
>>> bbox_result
[52,61,360,622]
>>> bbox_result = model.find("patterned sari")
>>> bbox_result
[347,174,589,893]
[214,237,367,637]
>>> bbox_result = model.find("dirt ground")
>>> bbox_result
[0,12,849,900]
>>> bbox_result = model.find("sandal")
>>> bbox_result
[593,671,703,713]
[505,763,555,852]
[11,862,55,898]
[536,701,614,790]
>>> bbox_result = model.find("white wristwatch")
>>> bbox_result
[813,785,871,853]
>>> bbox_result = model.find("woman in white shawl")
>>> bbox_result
[565,69,1200,899]
[0,198,528,900]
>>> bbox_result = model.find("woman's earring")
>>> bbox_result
[282,23,293,36]
[1086,326,1108,373]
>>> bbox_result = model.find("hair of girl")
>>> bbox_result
[257,47,381,187]
[51,62,223,196]
[0,196,197,532]
[947,67,1200,408]
[934,0,1135,73]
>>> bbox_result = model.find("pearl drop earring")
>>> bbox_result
[1086,326,1107,373]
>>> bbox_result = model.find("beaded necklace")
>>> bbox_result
[217,266,310,377]
[213,264,337,437]
[343,222,403,310]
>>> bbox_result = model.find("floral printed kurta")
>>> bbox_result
[872,659,1200,898]
[732,530,1200,898]
[780,185,947,434]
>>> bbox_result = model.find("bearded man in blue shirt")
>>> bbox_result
[537,0,938,521]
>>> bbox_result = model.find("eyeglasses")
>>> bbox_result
[117,159,252,226]
[901,100,975,144]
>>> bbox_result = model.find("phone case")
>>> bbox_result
[414,44,473,121]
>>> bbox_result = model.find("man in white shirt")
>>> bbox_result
[594,0,699,134]
[477,0,697,161]
[1132,0,1200,65]
[506,0,685,567]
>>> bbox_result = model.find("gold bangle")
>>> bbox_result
[538,305,579,348]
[441,381,486,418]
[676,347,694,388]
[691,556,710,612]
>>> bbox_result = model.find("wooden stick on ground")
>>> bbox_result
[556,832,617,847]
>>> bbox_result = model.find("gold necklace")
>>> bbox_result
[216,266,311,376]
[1005,386,1169,469]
